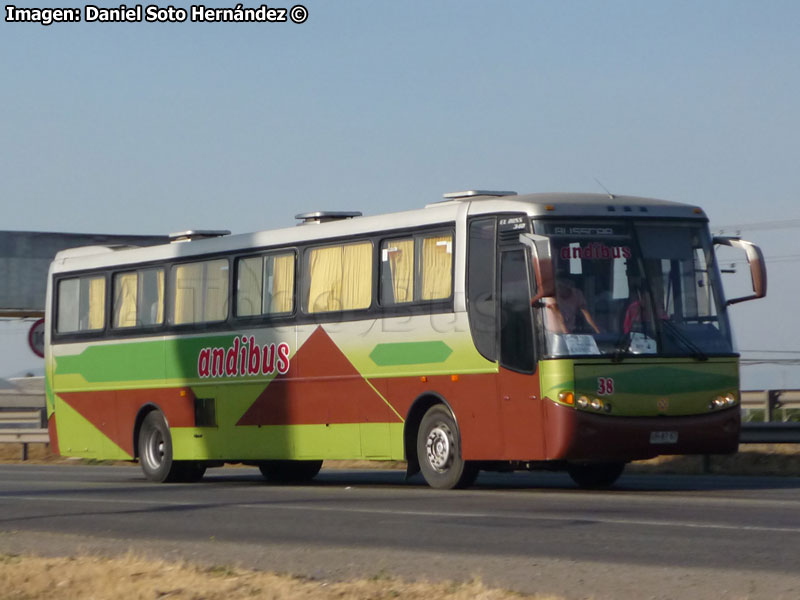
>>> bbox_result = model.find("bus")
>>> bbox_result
[44,191,766,489]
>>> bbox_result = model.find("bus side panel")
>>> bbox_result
[51,337,168,459]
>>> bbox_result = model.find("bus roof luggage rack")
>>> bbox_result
[169,230,231,243]
[295,211,363,225]
[442,190,518,200]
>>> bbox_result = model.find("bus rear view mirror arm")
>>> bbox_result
[713,236,767,305]
[519,233,555,300]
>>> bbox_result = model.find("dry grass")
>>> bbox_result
[630,444,800,476]
[0,553,548,600]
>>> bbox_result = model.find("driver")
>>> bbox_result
[545,277,601,334]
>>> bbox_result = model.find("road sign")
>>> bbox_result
[28,318,44,358]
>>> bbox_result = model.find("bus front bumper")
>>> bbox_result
[544,401,740,462]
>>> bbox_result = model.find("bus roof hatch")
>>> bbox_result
[295,211,363,225]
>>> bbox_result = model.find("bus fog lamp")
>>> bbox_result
[590,399,603,411]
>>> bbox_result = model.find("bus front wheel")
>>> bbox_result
[566,461,625,489]
[138,411,206,483]
[417,405,478,490]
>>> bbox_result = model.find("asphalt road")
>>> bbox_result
[1,464,799,599]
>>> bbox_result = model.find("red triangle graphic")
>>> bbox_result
[58,387,196,457]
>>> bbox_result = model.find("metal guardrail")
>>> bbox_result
[0,377,48,460]
[0,409,49,459]
[740,389,800,444]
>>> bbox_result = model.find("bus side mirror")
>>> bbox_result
[519,233,555,302]
[713,236,767,305]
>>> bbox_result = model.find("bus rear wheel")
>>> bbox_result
[138,411,206,483]
[258,460,323,483]
[567,461,625,489]
[417,405,478,489]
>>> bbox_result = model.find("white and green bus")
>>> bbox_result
[45,191,766,488]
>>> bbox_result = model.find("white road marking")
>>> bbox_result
[1,493,799,535]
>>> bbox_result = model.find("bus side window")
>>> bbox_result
[380,238,414,304]
[171,259,229,325]
[236,253,295,317]
[379,232,453,306]
[57,275,106,333]
[112,268,164,329]
[420,234,452,300]
[306,241,372,313]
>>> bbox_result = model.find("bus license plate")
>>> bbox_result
[650,431,678,444]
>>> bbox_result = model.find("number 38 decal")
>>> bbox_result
[597,377,615,396]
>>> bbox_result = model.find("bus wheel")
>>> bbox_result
[567,461,626,489]
[417,405,478,490]
[138,411,185,483]
[258,460,323,483]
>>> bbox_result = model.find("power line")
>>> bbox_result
[740,350,800,354]
[714,218,800,234]
[741,360,800,366]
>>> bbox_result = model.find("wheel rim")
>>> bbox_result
[426,424,454,472]
[144,428,165,469]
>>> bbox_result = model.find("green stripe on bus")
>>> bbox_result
[54,335,236,383]
[369,341,453,366]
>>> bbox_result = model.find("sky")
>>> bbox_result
[1,0,799,388]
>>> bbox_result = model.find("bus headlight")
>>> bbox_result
[577,396,589,409]
[710,393,737,410]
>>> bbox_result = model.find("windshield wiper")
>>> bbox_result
[612,333,632,363]
[660,319,708,361]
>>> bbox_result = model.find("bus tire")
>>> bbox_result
[567,461,625,489]
[138,411,186,483]
[258,460,323,483]
[417,405,478,490]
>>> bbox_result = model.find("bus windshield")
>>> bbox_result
[533,220,733,358]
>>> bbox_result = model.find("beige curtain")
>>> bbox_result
[342,242,372,310]
[154,269,165,324]
[173,263,203,324]
[237,256,262,317]
[308,246,343,312]
[203,260,229,322]
[270,254,294,313]
[114,272,138,328]
[87,277,106,330]
[421,235,452,300]
[385,238,414,303]
[308,242,371,312]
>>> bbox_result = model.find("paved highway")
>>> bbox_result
[1,464,799,599]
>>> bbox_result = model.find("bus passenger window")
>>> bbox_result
[57,276,106,333]
[380,238,414,304]
[113,272,138,328]
[171,259,229,324]
[236,253,295,317]
[307,242,372,313]
[113,268,165,328]
[379,232,453,305]
[421,234,452,300]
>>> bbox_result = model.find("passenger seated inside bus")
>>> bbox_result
[544,277,601,334]
[622,284,667,334]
